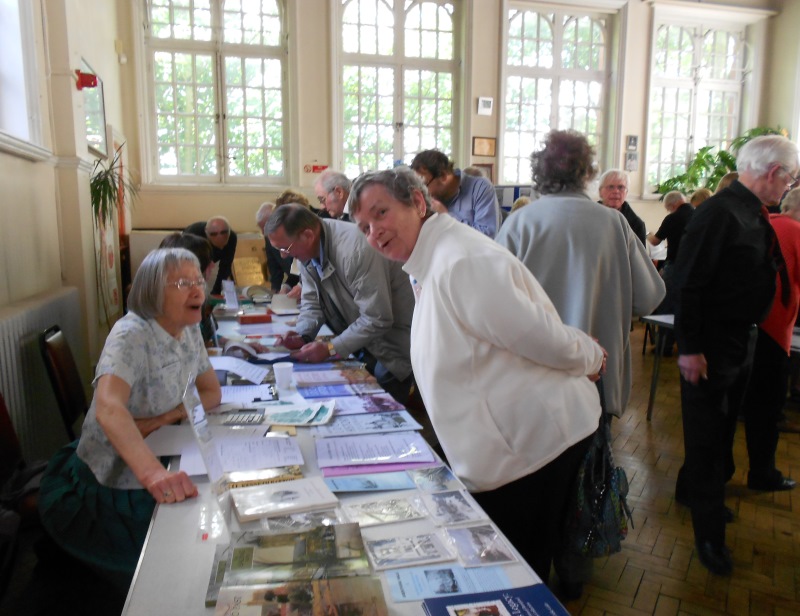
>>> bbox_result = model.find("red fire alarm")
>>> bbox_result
[75,70,98,90]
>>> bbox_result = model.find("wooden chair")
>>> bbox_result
[39,325,88,441]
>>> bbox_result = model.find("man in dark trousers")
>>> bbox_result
[672,135,799,576]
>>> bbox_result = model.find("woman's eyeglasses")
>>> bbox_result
[167,278,206,290]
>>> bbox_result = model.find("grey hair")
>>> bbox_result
[255,202,275,231]
[317,170,351,194]
[347,166,432,217]
[127,248,201,320]
[782,187,800,214]
[265,203,321,237]
[736,135,800,176]
[663,190,686,210]
[205,215,231,234]
[599,169,629,189]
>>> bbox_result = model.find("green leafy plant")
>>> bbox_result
[89,145,137,227]
[655,126,789,195]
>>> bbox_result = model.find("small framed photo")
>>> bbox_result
[472,137,496,157]
[626,135,638,151]
[625,152,639,172]
[477,96,494,116]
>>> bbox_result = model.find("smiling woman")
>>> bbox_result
[37,248,222,596]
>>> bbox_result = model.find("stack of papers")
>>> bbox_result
[229,476,339,522]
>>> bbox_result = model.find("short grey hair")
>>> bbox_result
[317,170,351,194]
[736,135,800,176]
[599,169,629,189]
[782,187,800,214]
[663,190,686,210]
[127,248,201,320]
[265,203,321,237]
[255,202,275,231]
[205,216,231,234]
[348,166,432,217]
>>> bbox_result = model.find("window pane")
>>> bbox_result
[149,0,212,41]
[342,0,394,56]
[223,0,281,46]
[405,1,454,60]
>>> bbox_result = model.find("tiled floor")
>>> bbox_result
[3,322,798,615]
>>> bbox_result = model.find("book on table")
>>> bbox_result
[229,476,338,523]
[205,523,372,607]
[422,584,569,616]
[213,577,389,616]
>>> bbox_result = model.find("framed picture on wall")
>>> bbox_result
[82,59,108,158]
[472,137,496,157]
[474,163,494,183]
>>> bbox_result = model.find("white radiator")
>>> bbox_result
[0,287,86,462]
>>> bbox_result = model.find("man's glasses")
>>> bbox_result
[317,191,332,205]
[208,229,230,238]
[277,241,294,255]
[602,184,627,192]
[781,166,800,189]
[166,278,206,291]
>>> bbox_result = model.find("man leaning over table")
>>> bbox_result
[266,203,415,404]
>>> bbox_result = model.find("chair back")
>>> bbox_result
[39,325,88,441]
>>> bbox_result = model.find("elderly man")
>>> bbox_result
[411,149,502,238]
[256,202,299,295]
[598,170,647,244]
[740,187,800,491]
[184,216,237,295]
[314,170,352,221]
[265,204,414,403]
[672,135,799,576]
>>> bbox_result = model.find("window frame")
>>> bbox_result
[137,0,289,187]
[641,1,775,197]
[331,0,463,176]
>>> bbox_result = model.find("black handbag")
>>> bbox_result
[562,380,633,558]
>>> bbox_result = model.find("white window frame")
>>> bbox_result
[642,0,775,197]
[136,0,289,187]
[498,1,625,187]
[331,0,462,177]
[0,0,47,161]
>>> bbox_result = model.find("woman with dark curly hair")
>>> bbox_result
[496,129,664,597]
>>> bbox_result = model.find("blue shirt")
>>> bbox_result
[443,170,502,238]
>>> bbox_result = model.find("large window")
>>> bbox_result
[338,0,459,178]
[501,5,609,185]
[645,21,745,192]
[144,0,286,183]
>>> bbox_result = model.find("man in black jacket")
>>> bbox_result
[598,169,647,245]
[184,216,237,295]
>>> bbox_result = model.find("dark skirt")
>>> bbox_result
[38,441,156,594]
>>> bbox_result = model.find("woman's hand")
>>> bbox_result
[142,468,198,505]
[134,403,187,438]
[587,341,608,382]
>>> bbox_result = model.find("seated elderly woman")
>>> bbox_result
[347,166,605,586]
[38,247,222,593]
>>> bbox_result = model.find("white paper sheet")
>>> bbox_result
[144,424,266,456]
[179,434,305,476]
[208,356,269,384]
[220,384,277,404]
[315,432,434,467]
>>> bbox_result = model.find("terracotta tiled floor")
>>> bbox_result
[560,322,800,615]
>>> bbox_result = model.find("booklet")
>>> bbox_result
[311,410,422,437]
[385,564,511,602]
[324,471,416,493]
[205,523,371,607]
[315,432,434,468]
[445,524,518,567]
[343,494,426,527]
[364,532,454,571]
[327,393,406,415]
[229,476,339,523]
[298,382,384,398]
[422,584,569,616]
[214,578,389,616]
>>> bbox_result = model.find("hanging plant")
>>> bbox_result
[90,144,138,228]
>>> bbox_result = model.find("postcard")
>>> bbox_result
[408,465,462,492]
[364,532,453,570]
[421,490,488,526]
[263,509,345,534]
[343,495,426,527]
[445,525,518,567]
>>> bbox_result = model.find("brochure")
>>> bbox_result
[311,410,422,437]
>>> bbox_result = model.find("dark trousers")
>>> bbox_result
[472,433,592,586]
[676,327,756,546]
[742,329,788,479]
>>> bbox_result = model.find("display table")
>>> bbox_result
[640,314,674,421]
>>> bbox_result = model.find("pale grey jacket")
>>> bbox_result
[295,219,414,381]
[496,192,665,416]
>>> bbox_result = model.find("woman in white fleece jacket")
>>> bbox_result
[348,166,605,586]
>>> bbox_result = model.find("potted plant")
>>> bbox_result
[655,127,789,195]
[89,144,137,325]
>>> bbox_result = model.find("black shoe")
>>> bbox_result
[747,471,797,491]
[695,540,733,576]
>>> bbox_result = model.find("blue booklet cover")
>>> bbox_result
[324,471,416,492]
[422,584,569,616]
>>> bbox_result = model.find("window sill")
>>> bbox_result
[0,132,52,162]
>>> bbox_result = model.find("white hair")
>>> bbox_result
[736,135,799,176]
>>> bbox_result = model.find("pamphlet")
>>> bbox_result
[315,432,434,468]
[311,410,422,437]
[324,471,416,493]
[385,564,511,602]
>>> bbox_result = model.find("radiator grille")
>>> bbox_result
[0,287,85,461]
